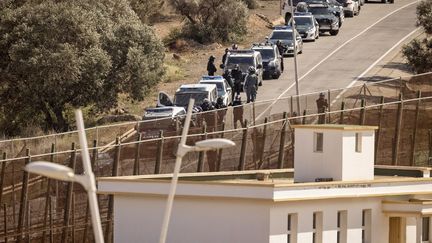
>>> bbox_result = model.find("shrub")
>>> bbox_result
[402,0,432,73]
[128,0,165,23]
[169,0,249,43]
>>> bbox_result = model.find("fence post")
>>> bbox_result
[359,98,366,125]
[375,96,385,164]
[42,144,55,243]
[302,110,306,124]
[429,130,432,166]
[49,197,53,243]
[17,149,30,243]
[410,91,421,166]
[290,96,294,117]
[258,117,269,169]
[3,204,7,243]
[0,152,6,210]
[154,131,164,174]
[133,133,142,175]
[392,94,403,165]
[105,138,121,243]
[197,125,207,172]
[61,143,76,243]
[216,122,226,172]
[238,120,249,171]
[339,101,345,124]
[327,89,331,123]
[278,112,288,169]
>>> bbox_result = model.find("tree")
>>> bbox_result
[129,0,165,23]
[169,0,248,43]
[402,0,432,73]
[0,0,165,135]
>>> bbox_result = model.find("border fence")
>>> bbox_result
[0,72,431,242]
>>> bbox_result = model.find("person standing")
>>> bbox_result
[243,66,258,103]
[221,48,229,66]
[231,64,243,96]
[207,55,217,76]
[232,96,243,129]
[276,40,286,73]
[316,92,329,124]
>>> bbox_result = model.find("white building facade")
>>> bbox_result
[98,125,432,243]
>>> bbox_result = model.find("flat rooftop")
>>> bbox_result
[98,166,432,202]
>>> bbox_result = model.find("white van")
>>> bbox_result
[157,84,218,108]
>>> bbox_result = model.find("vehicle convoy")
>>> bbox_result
[251,43,283,79]
[222,50,264,86]
[293,14,320,41]
[269,26,304,55]
[283,0,344,27]
[157,84,218,108]
[336,0,360,17]
[198,76,233,106]
[308,3,340,36]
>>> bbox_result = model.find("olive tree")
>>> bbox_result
[169,0,249,43]
[0,0,165,135]
[402,0,432,73]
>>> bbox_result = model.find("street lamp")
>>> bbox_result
[159,99,235,243]
[25,110,104,243]
[290,0,301,115]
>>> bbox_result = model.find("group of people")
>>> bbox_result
[206,44,259,104]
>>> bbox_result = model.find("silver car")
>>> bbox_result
[269,26,304,55]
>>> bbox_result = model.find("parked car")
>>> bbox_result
[251,43,283,79]
[337,0,360,17]
[269,26,304,56]
[299,0,344,27]
[137,106,186,138]
[294,14,320,41]
[365,0,392,3]
[198,76,233,106]
[308,3,340,36]
[222,49,264,86]
[157,84,218,108]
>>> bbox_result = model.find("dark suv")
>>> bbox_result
[308,3,340,36]
[251,43,282,79]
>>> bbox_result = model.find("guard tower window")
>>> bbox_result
[314,133,324,152]
[422,217,430,241]
[287,213,297,243]
[355,133,362,153]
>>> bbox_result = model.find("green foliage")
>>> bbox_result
[169,0,249,43]
[402,38,432,73]
[416,0,432,34]
[402,0,432,74]
[128,0,165,23]
[0,0,165,135]
[242,0,259,9]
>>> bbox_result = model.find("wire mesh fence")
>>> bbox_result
[0,72,432,242]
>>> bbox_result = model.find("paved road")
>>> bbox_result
[253,0,419,117]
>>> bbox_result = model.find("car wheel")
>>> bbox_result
[330,29,339,36]
[273,73,281,79]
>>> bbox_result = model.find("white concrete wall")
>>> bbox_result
[269,197,388,243]
[294,129,343,182]
[341,131,375,181]
[114,195,270,243]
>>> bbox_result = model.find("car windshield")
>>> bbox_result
[174,92,208,106]
[226,56,254,72]
[294,17,313,26]
[202,82,225,95]
[309,7,330,15]
[254,49,275,60]
[270,31,293,40]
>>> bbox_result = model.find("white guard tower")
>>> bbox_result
[292,125,378,183]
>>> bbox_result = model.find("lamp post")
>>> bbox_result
[25,110,104,243]
[158,99,235,243]
[290,0,301,115]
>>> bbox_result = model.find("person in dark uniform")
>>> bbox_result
[316,92,329,124]
[231,64,243,96]
[276,40,286,73]
[233,96,243,129]
[221,48,229,66]
[207,55,217,76]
